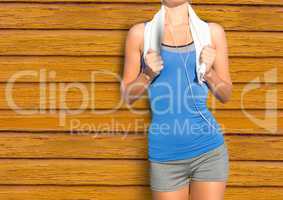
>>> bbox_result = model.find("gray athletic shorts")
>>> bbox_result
[149,143,230,192]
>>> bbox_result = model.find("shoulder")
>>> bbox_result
[128,22,145,37]
[208,22,226,48]
[127,22,146,53]
[208,22,226,37]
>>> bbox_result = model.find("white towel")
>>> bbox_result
[143,3,211,85]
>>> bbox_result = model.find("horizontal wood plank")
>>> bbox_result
[0,159,282,186]
[0,31,281,57]
[0,133,282,161]
[0,110,281,134]
[0,83,281,109]
[0,0,281,197]
[0,57,281,83]
[0,0,281,5]
[0,4,281,31]
[0,186,282,200]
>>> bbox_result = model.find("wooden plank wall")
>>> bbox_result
[0,0,282,199]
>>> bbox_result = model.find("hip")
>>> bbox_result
[149,143,230,192]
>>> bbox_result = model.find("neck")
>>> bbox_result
[163,2,189,26]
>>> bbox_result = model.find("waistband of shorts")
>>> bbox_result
[150,143,227,164]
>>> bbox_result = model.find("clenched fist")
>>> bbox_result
[144,48,164,75]
[200,45,216,75]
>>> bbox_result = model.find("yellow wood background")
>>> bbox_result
[0,0,282,199]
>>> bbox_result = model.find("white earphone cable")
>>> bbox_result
[166,5,219,131]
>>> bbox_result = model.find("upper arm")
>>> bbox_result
[209,22,232,86]
[121,22,144,90]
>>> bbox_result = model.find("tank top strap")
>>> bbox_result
[140,21,148,73]
[140,52,146,74]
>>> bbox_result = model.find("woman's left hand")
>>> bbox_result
[200,45,216,77]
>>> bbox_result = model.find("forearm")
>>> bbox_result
[204,69,232,103]
[121,71,153,106]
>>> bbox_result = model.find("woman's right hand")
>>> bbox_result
[144,48,164,75]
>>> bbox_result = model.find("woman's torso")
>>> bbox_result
[141,22,224,163]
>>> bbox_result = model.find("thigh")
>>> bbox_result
[189,181,226,200]
[149,160,191,200]
[189,143,229,200]
[152,184,190,200]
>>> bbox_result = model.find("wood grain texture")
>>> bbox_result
[0,0,281,5]
[0,110,281,134]
[0,133,282,161]
[0,83,281,109]
[0,1,281,198]
[0,30,281,56]
[0,159,282,186]
[0,186,282,200]
[0,4,281,31]
[0,57,281,83]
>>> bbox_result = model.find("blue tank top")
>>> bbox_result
[141,25,224,163]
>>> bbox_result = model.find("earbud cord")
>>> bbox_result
[166,7,218,131]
